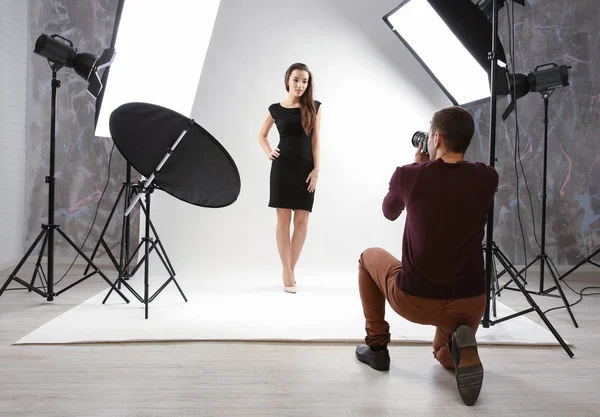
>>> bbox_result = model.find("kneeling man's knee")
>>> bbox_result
[359,247,383,265]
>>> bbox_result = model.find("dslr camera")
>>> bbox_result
[411,131,428,154]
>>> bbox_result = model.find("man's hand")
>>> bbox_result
[414,143,430,163]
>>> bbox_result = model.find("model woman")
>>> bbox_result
[258,63,322,294]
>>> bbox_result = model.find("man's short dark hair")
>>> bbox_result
[431,106,475,154]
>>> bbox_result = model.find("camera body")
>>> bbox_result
[411,131,428,154]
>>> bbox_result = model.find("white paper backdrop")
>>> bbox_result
[143,0,450,280]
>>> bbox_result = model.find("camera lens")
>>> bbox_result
[412,131,428,154]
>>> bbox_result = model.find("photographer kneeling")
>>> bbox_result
[355,106,498,406]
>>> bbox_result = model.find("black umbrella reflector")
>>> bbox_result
[109,102,241,208]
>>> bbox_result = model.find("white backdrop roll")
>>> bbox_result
[145,0,450,279]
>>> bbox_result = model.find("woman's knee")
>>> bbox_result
[293,218,308,230]
[293,210,309,230]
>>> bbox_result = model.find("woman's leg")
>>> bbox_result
[290,209,310,279]
[276,208,294,287]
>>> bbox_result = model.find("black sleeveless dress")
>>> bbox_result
[268,100,321,212]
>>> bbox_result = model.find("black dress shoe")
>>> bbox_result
[451,325,484,406]
[355,344,390,371]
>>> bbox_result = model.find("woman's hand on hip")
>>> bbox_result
[268,148,280,160]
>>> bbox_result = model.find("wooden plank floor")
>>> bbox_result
[0,263,599,416]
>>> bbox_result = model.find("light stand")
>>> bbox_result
[496,87,578,328]
[85,161,136,280]
[0,62,129,304]
[102,121,193,319]
[103,101,241,319]
[102,179,186,319]
[85,161,171,287]
[481,0,573,357]
[499,61,587,303]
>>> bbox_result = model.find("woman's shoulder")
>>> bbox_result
[314,100,322,111]
[268,102,280,118]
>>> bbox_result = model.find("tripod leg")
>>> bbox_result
[148,242,187,302]
[549,246,600,287]
[54,227,130,303]
[492,251,499,317]
[0,228,49,299]
[124,241,145,278]
[104,239,146,303]
[544,257,578,328]
[495,255,574,357]
[139,200,176,277]
[29,230,49,291]
[102,262,143,303]
[170,277,187,302]
[102,270,142,304]
[511,269,573,357]
[85,183,127,275]
[148,222,176,277]
[131,197,186,306]
[0,274,13,298]
[152,235,175,277]
[496,254,537,295]
[100,239,120,271]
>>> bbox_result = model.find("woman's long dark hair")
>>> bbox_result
[284,63,316,135]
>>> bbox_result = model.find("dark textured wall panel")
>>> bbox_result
[463,0,599,266]
[26,0,139,262]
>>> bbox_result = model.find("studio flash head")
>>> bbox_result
[34,33,116,98]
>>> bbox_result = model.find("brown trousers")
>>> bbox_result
[358,247,486,369]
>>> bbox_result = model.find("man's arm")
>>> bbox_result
[382,167,405,221]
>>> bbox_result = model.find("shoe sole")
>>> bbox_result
[453,325,483,406]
